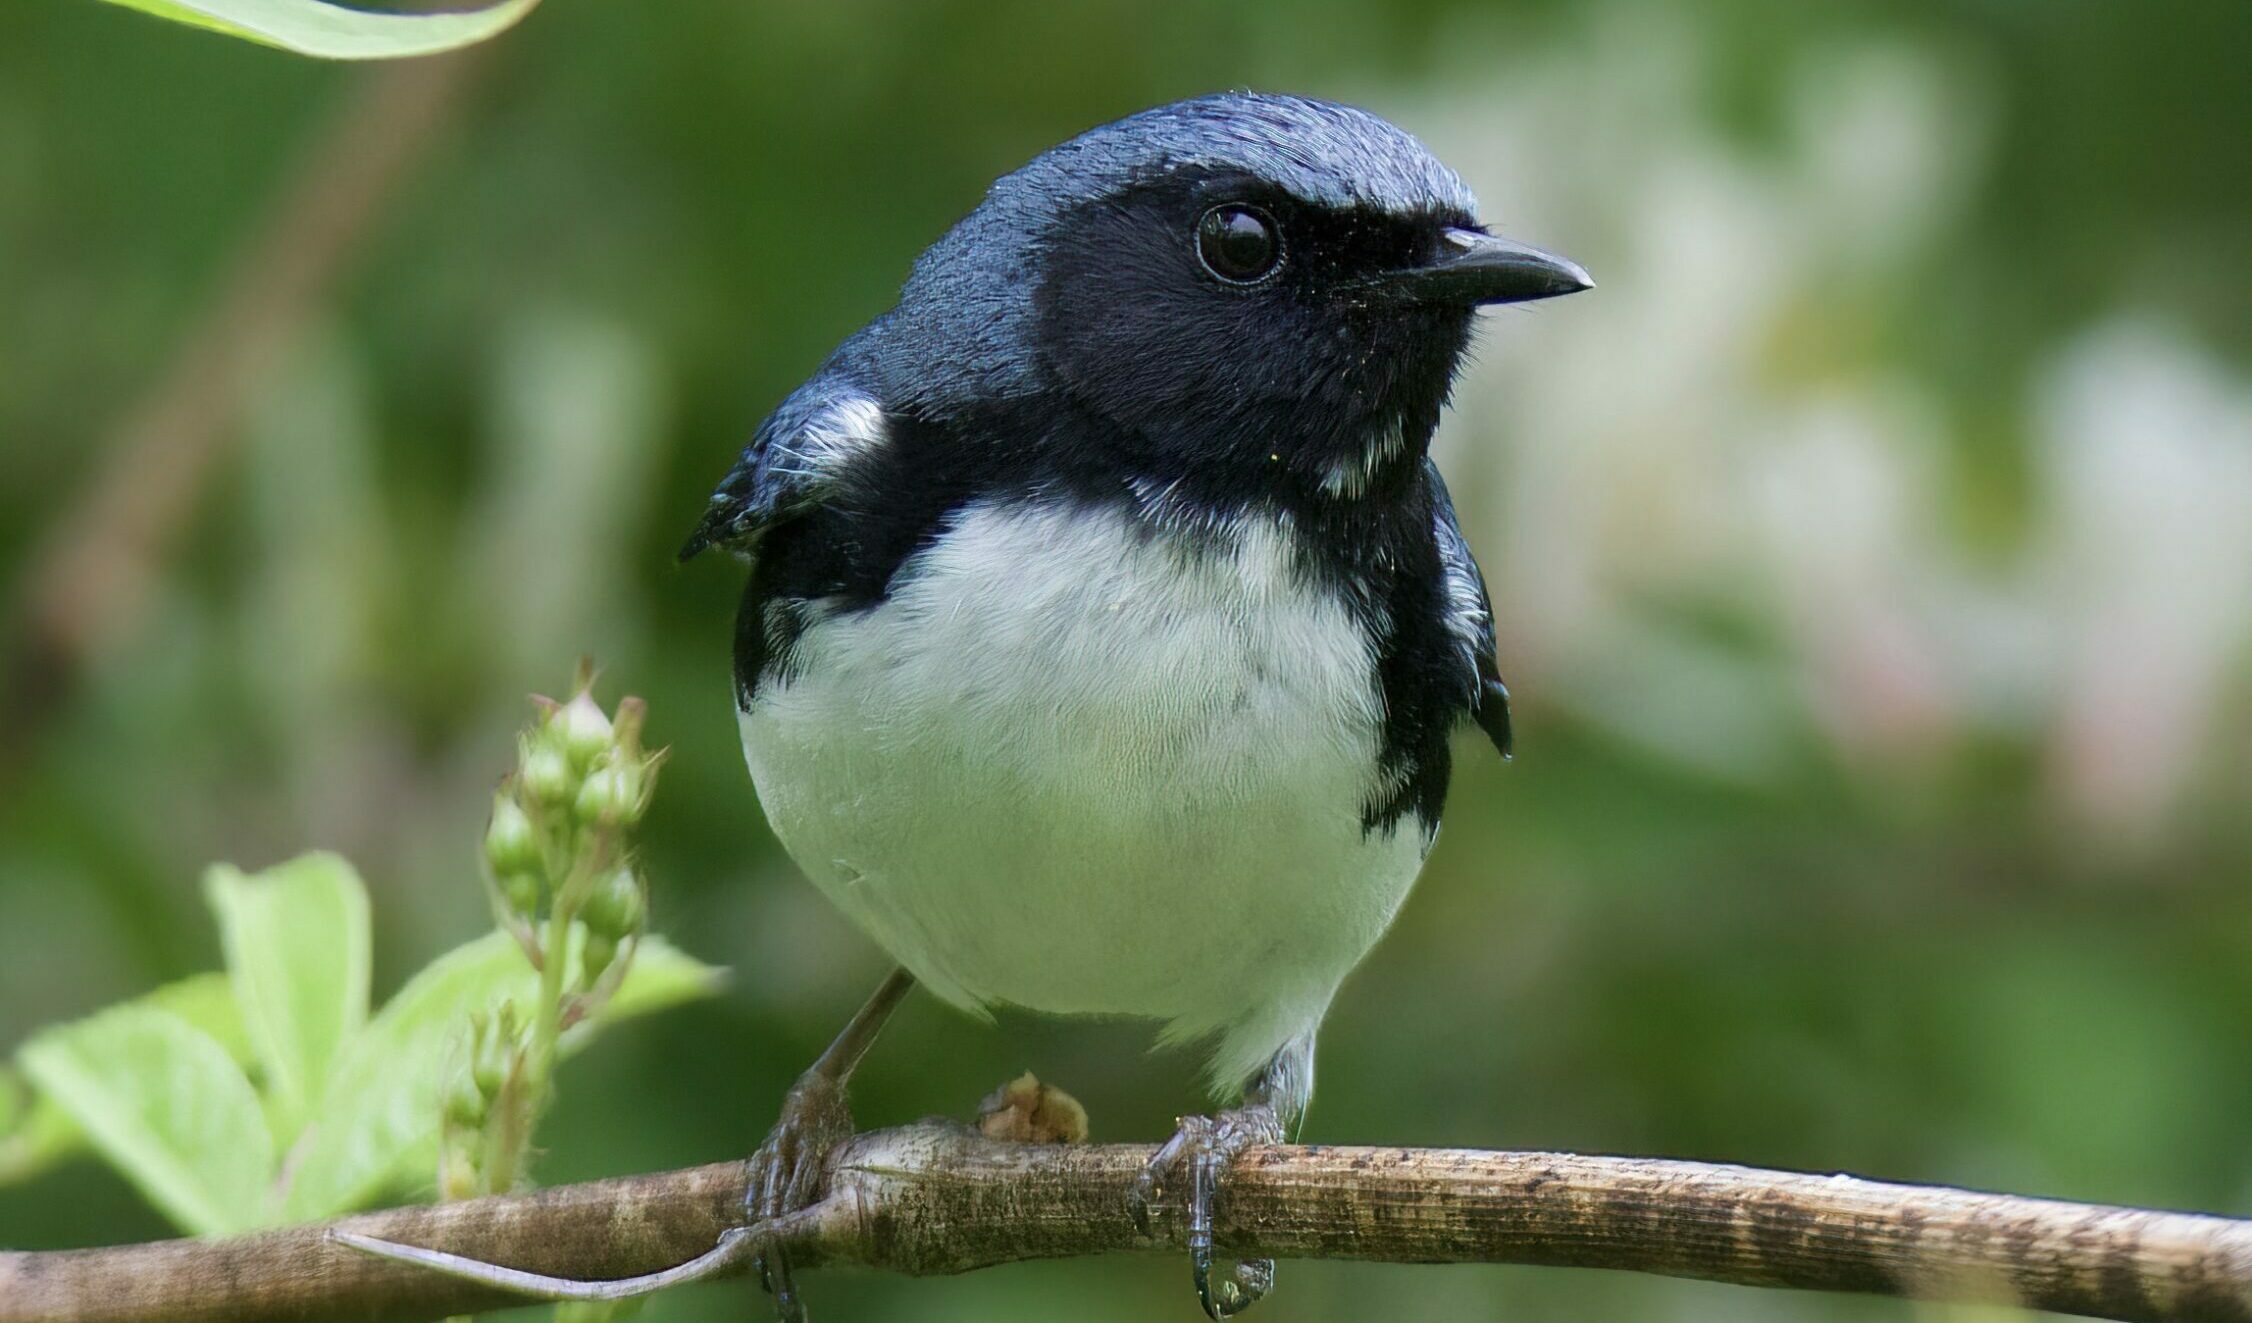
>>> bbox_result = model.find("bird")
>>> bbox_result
[681,91,1590,1319]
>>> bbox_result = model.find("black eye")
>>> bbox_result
[1195,204,1281,284]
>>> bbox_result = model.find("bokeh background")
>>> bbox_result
[3,1,2250,1319]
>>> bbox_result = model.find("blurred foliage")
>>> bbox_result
[1,1,2248,1320]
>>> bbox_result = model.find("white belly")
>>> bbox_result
[739,500,1428,1087]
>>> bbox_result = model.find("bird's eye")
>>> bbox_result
[1195,204,1282,284]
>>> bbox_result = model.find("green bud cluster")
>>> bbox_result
[447,668,669,1209]
[481,676,665,945]
[444,1005,521,1124]
[438,1003,527,1200]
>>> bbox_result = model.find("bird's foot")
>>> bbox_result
[1130,1101,1284,1319]
[744,1071,855,1322]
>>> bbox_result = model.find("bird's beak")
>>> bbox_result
[1378,228,1593,307]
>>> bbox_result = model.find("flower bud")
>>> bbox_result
[582,931,618,986]
[484,794,540,878]
[610,695,648,756]
[472,1017,510,1100]
[520,742,575,806]
[550,690,614,770]
[573,760,647,827]
[499,869,542,917]
[581,865,644,939]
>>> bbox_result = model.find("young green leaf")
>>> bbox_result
[17,1005,273,1235]
[96,0,542,60]
[0,972,255,1187]
[141,971,256,1066]
[592,936,728,1026]
[206,854,372,1141]
[279,930,720,1221]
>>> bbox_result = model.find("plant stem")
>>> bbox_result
[530,907,570,1095]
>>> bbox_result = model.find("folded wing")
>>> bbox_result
[1427,462,1513,760]
[679,382,890,561]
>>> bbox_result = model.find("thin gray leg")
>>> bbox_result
[747,967,915,1322]
[1131,1031,1317,1319]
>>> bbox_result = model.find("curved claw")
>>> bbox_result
[755,1251,805,1323]
[1130,1124,1196,1238]
[744,1074,855,1322]
[1129,1170,1159,1239]
[1193,1246,1275,1319]
[1134,1104,1284,1318]
[1188,1144,1274,1318]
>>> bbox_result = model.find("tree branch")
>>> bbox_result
[4,1121,2247,1323]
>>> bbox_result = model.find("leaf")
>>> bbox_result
[142,971,256,1066]
[205,854,371,1141]
[107,0,251,40]
[96,0,542,60]
[17,1005,273,1235]
[595,935,730,1026]
[0,972,254,1187]
[280,930,721,1221]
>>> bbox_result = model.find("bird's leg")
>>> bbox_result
[745,966,914,1323]
[1130,1033,1314,1319]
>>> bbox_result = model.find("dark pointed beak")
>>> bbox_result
[1380,228,1593,307]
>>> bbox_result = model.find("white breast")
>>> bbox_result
[738,500,1429,1088]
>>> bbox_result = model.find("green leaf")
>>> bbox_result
[205,854,371,1141]
[97,0,541,60]
[595,935,730,1026]
[280,930,721,1221]
[17,1005,273,1235]
[142,971,257,1066]
[0,972,255,1187]
[106,0,251,39]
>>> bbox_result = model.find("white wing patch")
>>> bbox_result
[1436,535,1491,681]
[681,388,891,559]
[765,393,887,484]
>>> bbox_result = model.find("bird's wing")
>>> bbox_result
[1427,462,1513,760]
[678,382,889,560]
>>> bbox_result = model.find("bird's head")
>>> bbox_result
[871,92,1591,505]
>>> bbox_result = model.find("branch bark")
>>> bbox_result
[4,1121,2248,1323]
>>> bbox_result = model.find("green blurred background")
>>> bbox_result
[3,1,2250,1318]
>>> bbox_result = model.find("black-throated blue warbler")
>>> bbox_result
[683,92,1589,1319]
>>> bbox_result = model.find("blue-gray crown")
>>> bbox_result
[865,93,1481,406]
[990,93,1475,224]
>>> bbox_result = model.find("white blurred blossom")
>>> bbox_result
[2030,323,2252,844]
[1394,7,2252,848]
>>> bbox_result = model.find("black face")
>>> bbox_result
[1032,170,1482,506]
